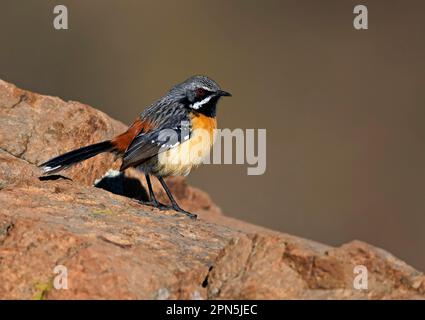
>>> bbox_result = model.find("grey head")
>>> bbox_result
[164,75,231,116]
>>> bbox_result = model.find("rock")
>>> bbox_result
[0,79,424,299]
[0,80,124,186]
[0,79,223,217]
[206,235,425,299]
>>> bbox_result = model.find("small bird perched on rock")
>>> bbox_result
[39,75,231,219]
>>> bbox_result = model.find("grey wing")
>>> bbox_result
[120,116,191,170]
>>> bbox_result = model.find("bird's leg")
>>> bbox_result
[142,174,169,209]
[157,176,197,219]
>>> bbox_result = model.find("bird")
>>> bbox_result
[39,75,231,219]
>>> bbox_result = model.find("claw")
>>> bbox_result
[173,206,197,219]
[135,194,197,219]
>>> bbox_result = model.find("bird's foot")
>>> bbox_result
[156,203,172,211]
[136,200,197,219]
[171,205,198,220]
[137,199,168,209]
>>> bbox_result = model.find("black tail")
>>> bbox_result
[39,140,114,174]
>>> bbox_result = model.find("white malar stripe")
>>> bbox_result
[191,95,213,110]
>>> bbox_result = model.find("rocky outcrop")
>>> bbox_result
[0,79,424,299]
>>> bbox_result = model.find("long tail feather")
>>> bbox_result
[39,140,114,174]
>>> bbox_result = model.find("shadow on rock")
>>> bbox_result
[39,175,72,181]
[94,171,148,202]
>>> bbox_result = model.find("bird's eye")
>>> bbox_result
[195,88,207,98]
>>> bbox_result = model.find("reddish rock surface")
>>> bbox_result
[0,79,424,299]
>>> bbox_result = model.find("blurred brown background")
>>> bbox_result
[1,0,424,271]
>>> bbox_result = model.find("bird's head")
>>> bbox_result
[168,75,231,116]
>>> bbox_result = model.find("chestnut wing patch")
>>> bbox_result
[112,118,155,153]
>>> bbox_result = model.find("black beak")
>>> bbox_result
[217,90,232,97]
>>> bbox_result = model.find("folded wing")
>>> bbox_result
[120,116,191,170]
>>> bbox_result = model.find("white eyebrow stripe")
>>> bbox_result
[191,95,214,110]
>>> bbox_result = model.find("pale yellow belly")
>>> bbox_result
[155,113,216,177]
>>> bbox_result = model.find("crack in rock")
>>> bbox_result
[10,94,28,109]
[0,220,14,245]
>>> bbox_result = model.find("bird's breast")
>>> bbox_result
[155,113,216,176]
